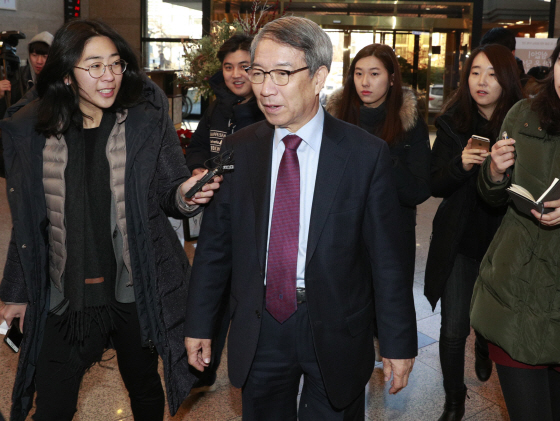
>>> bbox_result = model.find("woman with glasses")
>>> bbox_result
[0,20,221,421]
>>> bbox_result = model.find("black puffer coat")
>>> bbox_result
[0,78,198,420]
[326,87,431,233]
[424,109,505,309]
[185,70,264,171]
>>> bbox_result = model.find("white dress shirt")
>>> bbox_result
[265,106,324,288]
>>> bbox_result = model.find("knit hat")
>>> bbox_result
[29,31,54,46]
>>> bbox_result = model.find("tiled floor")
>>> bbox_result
[0,177,510,420]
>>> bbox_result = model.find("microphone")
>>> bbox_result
[184,149,234,199]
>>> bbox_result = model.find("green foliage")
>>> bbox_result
[178,20,243,101]
[397,56,413,82]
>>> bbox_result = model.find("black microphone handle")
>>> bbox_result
[184,168,220,199]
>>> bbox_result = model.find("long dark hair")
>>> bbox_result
[336,44,404,144]
[441,44,523,139]
[531,43,560,134]
[36,19,144,137]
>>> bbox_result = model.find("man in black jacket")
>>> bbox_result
[185,34,264,176]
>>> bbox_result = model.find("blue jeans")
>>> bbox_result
[439,253,485,394]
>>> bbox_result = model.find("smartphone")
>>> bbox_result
[472,135,490,153]
[4,318,22,353]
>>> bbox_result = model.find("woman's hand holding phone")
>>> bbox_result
[0,303,27,333]
[462,138,489,171]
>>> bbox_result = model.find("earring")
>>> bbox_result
[66,81,70,86]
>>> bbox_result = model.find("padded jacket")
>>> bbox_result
[471,99,560,365]
[326,87,431,232]
[0,78,198,420]
[423,108,506,309]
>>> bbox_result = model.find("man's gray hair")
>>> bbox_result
[251,16,333,74]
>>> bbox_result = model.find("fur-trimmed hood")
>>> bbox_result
[325,86,419,132]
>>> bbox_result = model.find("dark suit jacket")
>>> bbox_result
[185,111,417,409]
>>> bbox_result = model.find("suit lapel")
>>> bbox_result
[246,122,275,272]
[306,113,351,267]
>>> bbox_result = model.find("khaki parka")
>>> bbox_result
[471,99,560,365]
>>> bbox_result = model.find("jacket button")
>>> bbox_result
[255,310,261,318]
[9,188,14,193]
[21,244,26,249]
[524,123,529,127]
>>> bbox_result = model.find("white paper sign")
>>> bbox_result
[516,37,558,74]
[0,0,16,11]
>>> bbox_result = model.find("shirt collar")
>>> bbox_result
[273,106,324,152]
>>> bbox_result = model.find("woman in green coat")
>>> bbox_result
[472,43,560,421]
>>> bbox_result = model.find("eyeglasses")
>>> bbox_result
[245,66,309,86]
[74,59,128,79]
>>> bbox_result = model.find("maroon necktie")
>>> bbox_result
[266,134,302,323]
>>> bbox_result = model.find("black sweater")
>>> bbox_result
[185,71,265,171]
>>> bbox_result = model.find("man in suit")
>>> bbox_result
[184,16,417,420]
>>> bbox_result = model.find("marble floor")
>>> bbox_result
[0,178,510,420]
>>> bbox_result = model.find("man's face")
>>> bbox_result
[29,52,48,75]
[251,38,327,133]
[222,49,253,100]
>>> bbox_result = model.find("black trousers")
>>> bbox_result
[439,253,488,395]
[33,302,164,421]
[242,302,365,421]
[496,364,560,421]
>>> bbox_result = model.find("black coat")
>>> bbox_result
[325,88,431,233]
[185,112,418,409]
[0,79,197,420]
[325,89,430,299]
[185,71,264,172]
[424,110,504,309]
[0,65,27,119]
[358,103,431,232]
